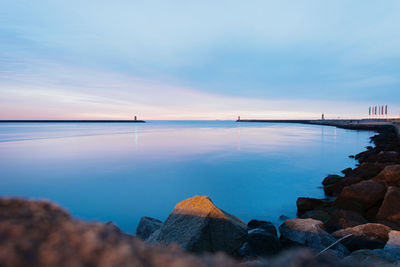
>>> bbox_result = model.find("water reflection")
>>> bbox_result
[0,121,373,234]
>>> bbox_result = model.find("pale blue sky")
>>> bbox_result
[1,0,399,119]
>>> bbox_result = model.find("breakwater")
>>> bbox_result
[237,118,400,134]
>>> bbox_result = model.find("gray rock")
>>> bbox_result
[136,216,162,240]
[373,164,400,186]
[347,248,400,264]
[147,195,247,255]
[385,230,400,249]
[279,218,349,257]
[332,223,391,252]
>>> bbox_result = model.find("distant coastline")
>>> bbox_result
[0,120,145,123]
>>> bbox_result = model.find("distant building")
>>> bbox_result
[238,116,240,121]
[134,115,137,121]
[322,113,325,120]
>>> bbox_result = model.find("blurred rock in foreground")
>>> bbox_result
[0,197,391,267]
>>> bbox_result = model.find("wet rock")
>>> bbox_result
[347,248,400,265]
[147,196,247,255]
[322,174,343,186]
[296,197,325,217]
[136,216,162,240]
[373,165,400,187]
[279,218,349,257]
[300,210,331,223]
[332,223,391,252]
[348,162,386,180]
[385,230,400,249]
[325,210,368,233]
[324,176,364,197]
[335,180,386,211]
[247,219,277,236]
[239,227,281,258]
[105,221,121,233]
[342,168,353,175]
[377,186,400,225]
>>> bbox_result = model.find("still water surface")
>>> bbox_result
[0,121,373,233]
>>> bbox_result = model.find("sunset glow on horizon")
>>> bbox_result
[1,1,400,120]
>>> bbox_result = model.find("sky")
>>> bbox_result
[1,0,400,120]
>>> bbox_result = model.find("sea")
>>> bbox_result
[0,121,374,233]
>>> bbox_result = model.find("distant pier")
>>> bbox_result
[0,120,146,123]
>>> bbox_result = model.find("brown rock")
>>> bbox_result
[279,218,349,257]
[325,210,368,233]
[373,165,400,187]
[296,197,324,217]
[335,180,386,211]
[332,223,391,252]
[147,196,247,254]
[322,175,343,186]
[376,186,400,225]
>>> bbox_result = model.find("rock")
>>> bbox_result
[385,230,400,249]
[322,175,343,186]
[373,165,400,187]
[377,186,400,225]
[247,219,277,236]
[342,168,353,175]
[105,221,121,233]
[332,223,391,252]
[239,228,281,258]
[136,216,162,240]
[335,180,386,211]
[147,196,247,254]
[300,210,331,223]
[296,197,325,217]
[279,218,349,257]
[348,162,386,180]
[324,176,364,197]
[347,248,400,264]
[325,210,368,233]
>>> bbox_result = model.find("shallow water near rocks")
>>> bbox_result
[0,121,373,233]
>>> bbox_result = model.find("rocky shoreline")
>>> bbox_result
[1,124,400,266]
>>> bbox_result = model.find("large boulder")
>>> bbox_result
[296,197,325,217]
[300,210,331,223]
[136,216,162,240]
[373,165,400,187]
[279,218,349,257]
[322,175,343,186]
[325,210,368,233]
[147,196,247,254]
[0,198,241,267]
[385,230,400,249]
[377,186,400,225]
[335,180,386,212]
[332,223,391,252]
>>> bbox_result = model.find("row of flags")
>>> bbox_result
[369,105,388,116]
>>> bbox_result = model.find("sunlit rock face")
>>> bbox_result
[147,196,247,255]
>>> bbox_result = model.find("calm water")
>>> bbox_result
[0,121,373,233]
